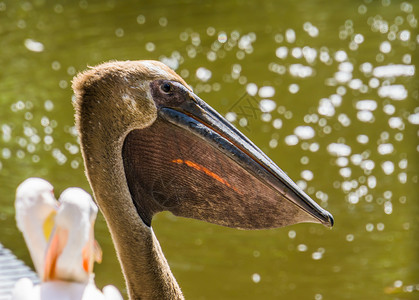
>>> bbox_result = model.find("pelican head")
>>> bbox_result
[72,60,334,299]
[15,178,58,277]
[43,187,102,283]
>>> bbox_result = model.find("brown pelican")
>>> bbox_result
[72,60,334,299]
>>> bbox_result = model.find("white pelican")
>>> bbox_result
[43,187,102,282]
[12,186,123,300]
[71,60,334,299]
[11,278,122,300]
[15,178,58,278]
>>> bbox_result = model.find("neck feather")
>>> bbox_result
[78,121,183,299]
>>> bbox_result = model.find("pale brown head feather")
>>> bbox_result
[73,60,189,137]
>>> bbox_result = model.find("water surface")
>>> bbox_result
[0,0,418,299]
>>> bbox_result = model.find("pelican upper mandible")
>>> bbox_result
[72,60,334,299]
[15,178,58,278]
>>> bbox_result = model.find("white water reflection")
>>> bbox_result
[357,110,374,122]
[379,41,392,53]
[285,135,299,146]
[302,46,317,63]
[382,161,395,175]
[408,112,419,124]
[301,170,313,181]
[196,67,212,82]
[246,83,258,96]
[348,79,363,90]
[378,143,394,155]
[24,39,44,52]
[327,143,351,157]
[383,104,395,115]
[388,117,404,129]
[259,99,276,113]
[334,71,352,83]
[289,64,313,78]
[373,64,415,78]
[294,126,315,139]
[275,46,288,59]
[285,29,296,43]
[318,98,335,117]
[258,86,275,98]
[356,100,377,111]
[303,22,319,38]
[378,85,408,100]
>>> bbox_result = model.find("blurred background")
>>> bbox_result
[0,0,418,299]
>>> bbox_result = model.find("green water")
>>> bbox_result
[1,0,418,299]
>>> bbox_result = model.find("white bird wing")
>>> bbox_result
[15,178,58,277]
[12,278,118,300]
[102,285,124,300]
[11,278,40,300]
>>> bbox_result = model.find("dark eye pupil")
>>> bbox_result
[161,83,171,93]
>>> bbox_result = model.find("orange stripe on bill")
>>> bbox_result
[172,159,242,195]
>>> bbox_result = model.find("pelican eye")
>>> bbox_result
[160,82,171,93]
